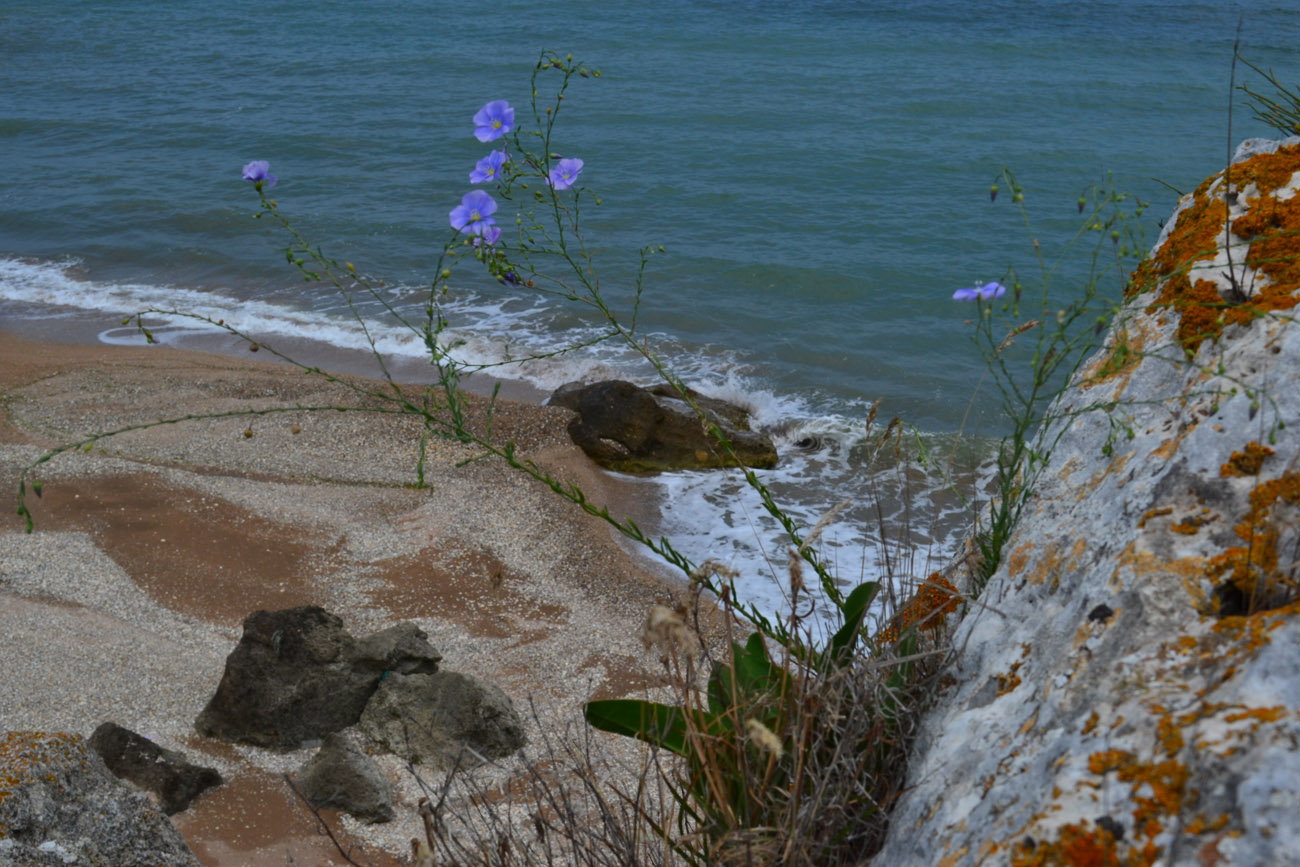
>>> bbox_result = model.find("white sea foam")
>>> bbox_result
[1,256,985,629]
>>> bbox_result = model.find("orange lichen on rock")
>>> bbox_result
[1081,324,1146,389]
[1206,472,1300,611]
[1088,748,1191,845]
[1114,542,1210,612]
[875,572,962,644]
[1007,542,1035,577]
[1220,441,1275,477]
[997,661,1024,696]
[1171,514,1213,535]
[1138,507,1173,529]
[1010,821,1127,867]
[1126,172,1227,302]
[0,731,86,835]
[1127,143,1300,354]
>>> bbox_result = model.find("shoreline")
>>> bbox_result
[0,325,692,865]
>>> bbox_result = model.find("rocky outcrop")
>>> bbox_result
[89,721,222,815]
[875,138,1300,865]
[0,730,201,865]
[549,379,778,472]
[297,730,395,824]
[195,607,441,749]
[359,670,527,768]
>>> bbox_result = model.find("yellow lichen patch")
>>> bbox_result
[1129,144,1300,354]
[1205,472,1300,613]
[1220,441,1275,477]
[1082,710,1101,736]
[875,572,962,644]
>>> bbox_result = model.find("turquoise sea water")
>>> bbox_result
[3,1,1299,622]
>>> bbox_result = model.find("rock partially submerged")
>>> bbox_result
[549,379,778,472]
[0,730,201,865]
[875,139,1300,865]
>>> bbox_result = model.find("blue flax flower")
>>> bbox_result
[470,150,508,184]
[449,190,498,236]
[548,158,584,190]
[952,281,1006,301]
[473,224,502,247]
[473,100,515,143]
[241,160,277,188]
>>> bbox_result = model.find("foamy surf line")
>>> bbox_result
[1,256,983,627]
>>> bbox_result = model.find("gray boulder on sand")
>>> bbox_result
[89,721,222,815]
[549,379,778,472]
[0,730,201,865]
[359,670,527,768]
[296,730,396,824]
[195,607,442,750]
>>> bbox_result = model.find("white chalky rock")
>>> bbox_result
[875,138,1300,866]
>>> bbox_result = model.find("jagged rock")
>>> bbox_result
[549,379,778,472]
[875,139,1300,865]
[356,622,443,676]
[89,721,222,815]
[297,731,395,824]
[0,730,200,865]
[358,671,526,768]
[195,607,441,749]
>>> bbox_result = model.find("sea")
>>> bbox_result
[3,1,1298,630]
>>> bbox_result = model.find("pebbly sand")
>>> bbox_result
[0,329,702,865]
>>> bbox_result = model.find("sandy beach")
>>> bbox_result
[0,328,693,865]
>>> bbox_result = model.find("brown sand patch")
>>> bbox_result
[367,543,570,638]
[25,473,328,625]
[171,764,404,867]
[578,652,659,702]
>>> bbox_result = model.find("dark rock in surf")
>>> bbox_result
[549,379,778,473]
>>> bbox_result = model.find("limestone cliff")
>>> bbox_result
[874,138,1300,866]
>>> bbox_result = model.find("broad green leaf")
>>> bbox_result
[823,581,878,669]
[584,699,690,757]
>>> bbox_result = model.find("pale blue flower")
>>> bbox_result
[241,160,277,188]
[473,100,515,143]
[473,224,502,247]
[952,281,1006,301]
[449,190,498,236]
[548,158,583,190]
[470,150,508,184]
